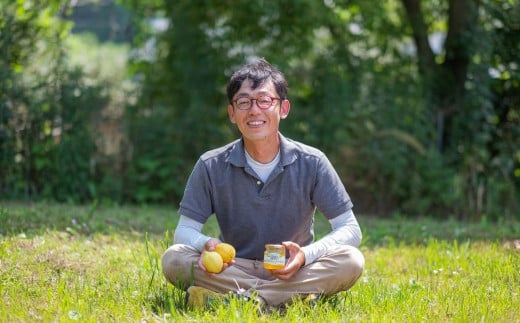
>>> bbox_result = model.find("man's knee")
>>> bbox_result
[335,246,365,291]
[161,244,197,287]
[347,247,365,279]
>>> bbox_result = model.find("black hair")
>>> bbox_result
[226,58,288,104]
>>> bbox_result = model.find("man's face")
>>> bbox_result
[227,78,290,143]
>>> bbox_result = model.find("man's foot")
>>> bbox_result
[185,286,226,309]
[229,290,267,314]
[303,293,320,304]
[185,286,267,313]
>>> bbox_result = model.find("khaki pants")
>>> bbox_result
[161,244,364,306]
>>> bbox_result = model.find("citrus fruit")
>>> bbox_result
[202,251,223,273]
[215,243,236,263]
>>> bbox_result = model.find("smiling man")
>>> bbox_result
[161,59,364,310]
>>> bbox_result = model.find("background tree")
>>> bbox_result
[123,0,518,218]
[400,0,519,216]
[1,0,517,219]
[0,0,107,202]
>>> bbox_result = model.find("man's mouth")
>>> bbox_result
[247,121,265,126]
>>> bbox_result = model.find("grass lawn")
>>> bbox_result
[1,201,519,322]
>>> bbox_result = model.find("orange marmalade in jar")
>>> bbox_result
[263,244,286,270]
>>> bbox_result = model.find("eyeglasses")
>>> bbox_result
[233,95,281,110]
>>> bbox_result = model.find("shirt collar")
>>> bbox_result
[229,133,298,167]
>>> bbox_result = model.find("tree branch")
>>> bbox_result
[400,0,436,74]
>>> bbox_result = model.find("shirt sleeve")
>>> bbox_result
[178,158,214,224]
[312,153,354,219]
[301,209,362,265]
[173,215,212,252]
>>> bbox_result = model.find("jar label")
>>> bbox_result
[264,252,285,265]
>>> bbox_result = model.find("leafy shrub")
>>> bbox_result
[0,1,107,202]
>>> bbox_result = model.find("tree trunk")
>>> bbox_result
[438,0,479,152]
[401,0,479,152]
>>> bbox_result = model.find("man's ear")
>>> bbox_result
[227,104,236,123]
[280,99,291,119]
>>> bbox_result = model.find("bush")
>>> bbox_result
[0,2,107,202]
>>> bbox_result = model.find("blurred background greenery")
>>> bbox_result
[1,0,518,220]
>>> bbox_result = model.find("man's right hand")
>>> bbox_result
[198,238,235,275]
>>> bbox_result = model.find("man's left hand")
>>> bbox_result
[269,241,305,280]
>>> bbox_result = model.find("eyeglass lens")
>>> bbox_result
[235,96,277,110]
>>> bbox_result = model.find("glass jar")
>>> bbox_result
[263,244,286,270]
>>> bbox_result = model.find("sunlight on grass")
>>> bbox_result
[0,202,518,321]
[354,240,519,321]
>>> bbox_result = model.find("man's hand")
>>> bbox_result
[198,238,234,275]
[269,241,305,280]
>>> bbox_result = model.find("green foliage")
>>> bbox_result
[115,0,520,217]
[444,0,520,218]
[123,108,185,203]
[1,0,518,219]
[122,1,234,203]
[31,69,107,202]
[64,33,136,203]
[0,1,108,202]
